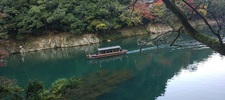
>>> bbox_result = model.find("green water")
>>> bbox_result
[0,34,225,100]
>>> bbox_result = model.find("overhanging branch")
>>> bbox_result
[170,26,183,46]
[162,0,225,55]
[182,0,224,49]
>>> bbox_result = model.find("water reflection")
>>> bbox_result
[88,55,128,65]
[0,35,220,100]
[157,53,225,100]
[0,44,100,87]
[65,70,133,99]
[97,47,213,100]
[0,50,8,67]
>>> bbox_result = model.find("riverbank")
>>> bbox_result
[0,20,216,54]
[0,24,171,54]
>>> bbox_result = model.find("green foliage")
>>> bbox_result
[0,85,23,100]
[0,32,8,39]
[51,77,81,95]
[118,0,131,5]
[0,0,142,37]
[1,0,224,39]
[16,34,24,41]
[26,80,44,100]
[119,11,142,26]
[0,77,82,100]
[25,80,65,100]
[0,77,23,100]
[96,23,108,30]
[88,20,104,32]
[151,4,168,23]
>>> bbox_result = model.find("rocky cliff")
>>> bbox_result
[3,21,212,54]
[1,34,100,54]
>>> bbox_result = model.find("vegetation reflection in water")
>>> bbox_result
[0,34,221,100]
[0,69,133,100]
[97,48,213,100]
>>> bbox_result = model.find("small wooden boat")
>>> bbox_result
[86,45,127,59]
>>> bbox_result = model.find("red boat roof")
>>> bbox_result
[98,45,121,51]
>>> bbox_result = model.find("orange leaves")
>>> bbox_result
[155,0,163,5]
[130,1,155,20]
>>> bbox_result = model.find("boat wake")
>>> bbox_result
[126,40,208,54]
[127,46,161,54]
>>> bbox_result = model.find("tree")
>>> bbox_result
[134,0,225,55]
[0,0,142,36]
[0,78,80,100]
[160,0,225,55]
[0,76,23,100]
[131,1,155,20]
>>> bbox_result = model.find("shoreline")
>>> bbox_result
[0,20,217,54]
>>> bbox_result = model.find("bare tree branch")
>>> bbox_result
[168,3,202,46]
[182,0,216,35]
[170,26,183,46]
[130,0,138,15]
[130,0,143,15]
[135,0,225,54]
[187,3,202,20]
[169,3,202,47]
[139,30,175,53]
[182,0,224,49]
[205,9,222,35]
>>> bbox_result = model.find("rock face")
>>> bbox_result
[0,23,174,54]
[1,34,100,53]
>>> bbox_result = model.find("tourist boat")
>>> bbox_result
[86,45,127,59]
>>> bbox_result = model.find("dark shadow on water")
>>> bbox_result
[0,34,214,99]
[97,48,213,100]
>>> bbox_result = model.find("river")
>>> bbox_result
[0,32,225,100]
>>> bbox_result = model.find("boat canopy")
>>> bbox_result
[98,45,121,51]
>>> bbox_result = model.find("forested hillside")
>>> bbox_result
[0,0,224,40]
[0,0,142,40]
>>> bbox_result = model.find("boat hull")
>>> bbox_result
[86,50,127,59]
